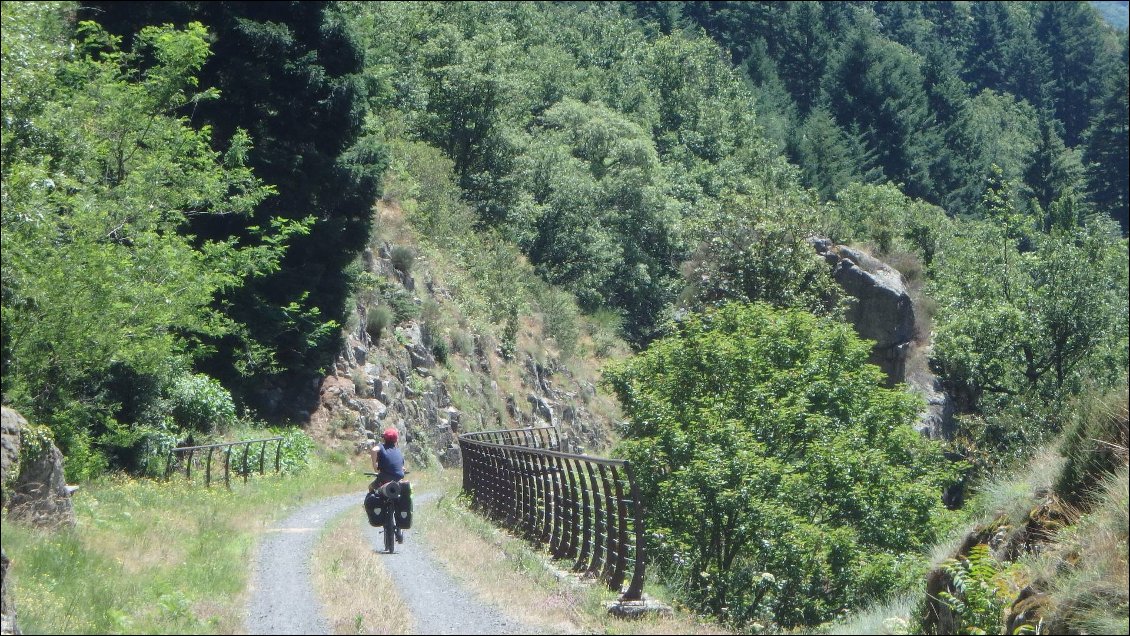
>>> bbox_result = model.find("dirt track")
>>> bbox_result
[245,491,537,635]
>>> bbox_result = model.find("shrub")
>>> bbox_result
[451,329,474,356]
[476,332,498,361]
[132,420,180,478]
[351,368,370,398]
[937,545,1014,635]
[168,374,236,435]
[432,338,450,364]
[420,298,441,347]
[343,307,361,338]
[1055,386,1130,507]
[536,287,580,358]
[366,306,393,342]
[588,308,623,357]
[270,427,316,474]
[390,245,416,275]
[385,289,419,324]
[500,308,519,360]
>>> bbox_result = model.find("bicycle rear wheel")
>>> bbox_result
[384,514,396,553]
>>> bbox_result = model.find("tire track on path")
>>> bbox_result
[246,492,361,635]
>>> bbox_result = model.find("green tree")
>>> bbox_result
[1082,38,1129,233]
[680,192,840,316]
[1035,1,1110,146]
[825,29,942,202]
[830,182,952,267]
[790,107,882,200]
[514,98,682,344]
[931,217,1129,410]
[1,11,291,477]
[773,1,832,116]
[941,90,1041,220]
[606,303,951,629]
[965,2,1032,98]
[1024,115,1085,216]
[86,1,386,413]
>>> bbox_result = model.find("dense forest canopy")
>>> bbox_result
[2,1,1127,632]
[633,1,1129,232]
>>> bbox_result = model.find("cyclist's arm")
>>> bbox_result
[369,443,381,473]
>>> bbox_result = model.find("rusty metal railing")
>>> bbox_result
[164,437,283,488]
[459,426,646,601]
[459,424,560,449]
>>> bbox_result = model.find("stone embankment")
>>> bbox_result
[308,242,617,467]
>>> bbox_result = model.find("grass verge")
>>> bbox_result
[414,471,728,635]
[1,440,366,634]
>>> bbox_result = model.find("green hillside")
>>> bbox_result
[2,2,1127,634]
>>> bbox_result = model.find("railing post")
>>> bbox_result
[224,447,231,489]
[205,447,212,487]
[562,456,581,561]
[609,465,629,593]
[502,446,517,528]
[548,453,566,558]
[259,440,266,476]
[583,461,603,575]
[242,443,250,483]
[574,458,594,572]
[460,439,469,495]
[597,463,619,584]
[623,462,647,601]
[534,451,551,542]
[520,450,537,539]
[275,438,282,473]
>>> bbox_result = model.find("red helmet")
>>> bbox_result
[382,427,399,444]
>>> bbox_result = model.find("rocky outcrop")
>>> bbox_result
[810,238,956,443]
[8,438,76,529]
[1,407,23,636]
[1,408,23,499]
[921,489,1073,635]
[307,211,618,472]
[312,296,613,472]
[811,239,916,385]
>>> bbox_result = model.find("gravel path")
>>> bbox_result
[363,492,538,635]
[245,490,537,635]
[245,492,361,635]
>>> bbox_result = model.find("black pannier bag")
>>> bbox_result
[395,481,413,529]
[364,490,389,527]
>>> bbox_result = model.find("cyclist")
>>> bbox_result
[368,427,406,543]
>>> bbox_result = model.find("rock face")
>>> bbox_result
[6,416,76,528]
[812,239,916,385]
[307,236,617,470]
[1,408,23,497]
[1,407,22,636]
[911,369,956,441]
[810,238,955,442]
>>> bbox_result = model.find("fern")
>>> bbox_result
[938,544,1010,635]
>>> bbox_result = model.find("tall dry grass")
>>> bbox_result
[311,509,412,635]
